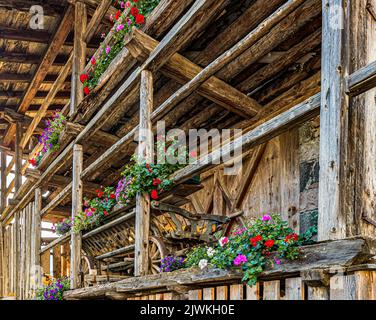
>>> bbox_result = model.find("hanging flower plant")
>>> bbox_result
[80,0,161,93]
[116,139,194,204]
[52,218,72,236]
[29,111,67,167]
[180,215,317,286]
[72,187,117,233]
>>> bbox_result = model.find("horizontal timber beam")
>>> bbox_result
[346,60,376,96]
[127,28,262,117]
[172,93,321,184]
[63,237,375,299]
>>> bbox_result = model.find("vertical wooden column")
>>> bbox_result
[70,0,87,117]
[14,212,20,299]
[134,70,154,276]
[70,144,83,289]
[0,222,3,297]
[347,0,376,238]
[318,0,349,240]
[33,188,42,291]
[319,0,376,240]
[1,150,7,211]
[15,121,23,192]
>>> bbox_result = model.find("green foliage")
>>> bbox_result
[116,139,191,203]
[73,187,117,233]
[184,214,317,286]
[185,246,210,268]
[84,0,161,91]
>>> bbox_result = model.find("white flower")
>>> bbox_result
[207,247,215,257]
[198,259,208,270]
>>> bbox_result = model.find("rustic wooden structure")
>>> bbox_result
[1,0,376,300]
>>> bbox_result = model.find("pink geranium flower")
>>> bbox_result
[262,214,271,222]
[219,237,228,247]
[233,254,247,266]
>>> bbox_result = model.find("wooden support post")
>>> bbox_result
[318,0,349,240]
[319,0,376,240]
[0,151,6,212]
[34,188,42,291]
[15,121,23,192]
[70,144,83,289]
[347,0,376,238]
[14,211,20,299]
[0,222,3,297]
[70,1,87,116]
[53,246,62,279]
[134,70,153,276]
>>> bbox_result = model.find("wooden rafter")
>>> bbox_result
[2,6,74,147]
[127,29,262,117]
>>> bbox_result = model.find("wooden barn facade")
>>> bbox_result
[0,0,376,300]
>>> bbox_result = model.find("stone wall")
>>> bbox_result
[298,116,320,238]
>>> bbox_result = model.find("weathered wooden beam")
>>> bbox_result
[0,51,69,66]
[0,0,68,16]
[318,0,349,241]
[75,0,229,144]
[152,0,306,118]
[14,122,22,192]
[84,0,112,43]
[1,151,7,212]
[172,94,321,184]
[63,238,374,299]
[134,70,153,277]
[20,55,73,149]
[81,209,134,240]
[346,60,376,96]
[40,233,71,255]
[70,144,83,289]
[2,6,74,147]
[127,29,262,117]
[70,1,87,116]
[34,188,42,290]
[40,183,72,218]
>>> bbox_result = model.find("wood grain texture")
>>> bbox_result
[70,144,83,289]
[134,70,153,276]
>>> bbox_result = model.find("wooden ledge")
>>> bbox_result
[63,237,375,300]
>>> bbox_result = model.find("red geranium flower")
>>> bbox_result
[91,57,96,65]
[151,189,159,200]
[285,233,298,243]
[130,6,139,16]
[265,239,275,248]
[115,10,121,20]
[153,178,161,186]
[135,14,145,24]
[84,86,90,95]
[80,74,88,83]
[104,210,108,216]
[110,193,116,199]
[97,191,103,198]
[250,235,263,247]
[29,158,36,166]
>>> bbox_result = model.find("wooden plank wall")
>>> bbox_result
[125,273,376,300]
[0,201,41,299]
[184,129,304,233]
